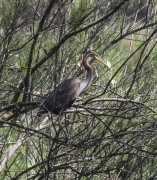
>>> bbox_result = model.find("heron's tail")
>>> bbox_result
[37,107,48,117]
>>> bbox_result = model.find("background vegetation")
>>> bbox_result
[0,0,157,179]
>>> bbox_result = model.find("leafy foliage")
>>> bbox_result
[0,0,157,179]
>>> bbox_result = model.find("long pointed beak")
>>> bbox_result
[96,56,108,67]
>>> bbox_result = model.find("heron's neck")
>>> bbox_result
[79,68,93,93]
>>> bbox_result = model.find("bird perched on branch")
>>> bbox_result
[37,50,108,116]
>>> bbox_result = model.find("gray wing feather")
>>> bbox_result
[37,77,81,116]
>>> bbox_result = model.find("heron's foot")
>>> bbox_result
[65,133,71,141]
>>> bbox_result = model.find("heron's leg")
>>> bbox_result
[58,112,70,141]
[64,112,70,137]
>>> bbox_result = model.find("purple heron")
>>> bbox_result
[37,50,107,116]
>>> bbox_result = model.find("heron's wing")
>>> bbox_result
[38,78,81,115]
[49,77,81,107]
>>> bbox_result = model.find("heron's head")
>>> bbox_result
[84,50,108,67]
